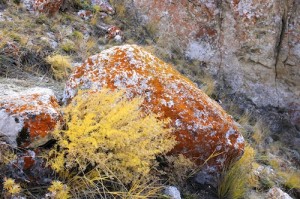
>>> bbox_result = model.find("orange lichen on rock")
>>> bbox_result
[63,45,245,173]
[0,88,62,148]
[106,25,123,42]
[33,0,63,15]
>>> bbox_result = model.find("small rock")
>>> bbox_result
[77,10,93,20]
[164,186,181,199]
[106,25,123,42]
[33,0,63,15]
[266,187,293,199]
[21,0,34,13]
[91,0,114,14]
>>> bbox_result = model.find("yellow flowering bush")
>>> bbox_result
[3,178,21,196]
[47,181,70,199]
[48,89,176,185]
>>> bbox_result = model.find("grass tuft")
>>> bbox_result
[46,54,72,81]
[218,145,256,199]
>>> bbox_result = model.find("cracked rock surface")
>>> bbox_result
[128,0,300,110]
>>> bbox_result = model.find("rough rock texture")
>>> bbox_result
[21,0,63,15]
[0,87,62,148]
[3,149,54,185]
[63,45,245,180]
[77,10,93,20]
[266,187,293,199]
[34,0,63,15]
[164,186,181,199]
[128,0,300,110]
[107,25,123,42]
[91,0,114,14]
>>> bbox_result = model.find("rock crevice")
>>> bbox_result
[128,0,300,110]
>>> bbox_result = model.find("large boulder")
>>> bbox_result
[63,45,245,179]
[126,0,300,110]
[0,87,62,148]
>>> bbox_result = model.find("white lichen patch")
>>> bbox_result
[185,40,216,61]
[0,110,24,146]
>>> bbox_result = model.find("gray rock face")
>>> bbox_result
[127,0,300,111]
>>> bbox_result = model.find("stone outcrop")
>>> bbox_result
[21,0,63,15]
[63,45,245,179]
[127,0,300,111]
[33,0,63,15]
[0,87,62,148]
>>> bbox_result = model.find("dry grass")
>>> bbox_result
[218,145,256,199]
[46,54,72,80]
[0,141,16,166]
[200,74,215,97]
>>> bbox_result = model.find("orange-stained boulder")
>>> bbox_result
[63,45,245,175]
[0,88,62,148]
[33,0,63,15]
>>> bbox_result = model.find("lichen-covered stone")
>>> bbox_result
[63,45,245,175]
[91,0,114,14]
[127,0,300,110]
[266,187,293,199]
[106,25,123,42]
[0,87,62,148]
[77,10,93,20]
[33,0,63,15]
[3,149,54,185]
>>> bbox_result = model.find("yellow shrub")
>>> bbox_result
[46,54,72,81]
[48,89,176,186]
[3,178,21,196]
[47,181,70,199]
[218,146,256,199]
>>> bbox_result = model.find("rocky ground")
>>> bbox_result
[0,0,299,199]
